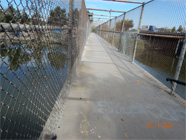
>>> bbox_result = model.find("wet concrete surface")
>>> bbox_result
[56,33,185,139]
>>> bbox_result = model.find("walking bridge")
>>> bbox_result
[0,0,185,139]
[55,33,185,139]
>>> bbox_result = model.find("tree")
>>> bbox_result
[31,13,42,25]
[73,8,79,26]
[0,5,31,24]
[0,9,5,22]
[171,26,176,32]
[177,25,183,32]
[115,19,134,31]
[14,10,31,24]
[158,27,171,32]
[102,24,109,30]
[116,21,122,31]
[2,5,17,23]
[92,26,96,32]
[48,6,67,26]
[124,19,134,31]
[20,11,31,24]
[87,11,93,23]
[87,11,93,18]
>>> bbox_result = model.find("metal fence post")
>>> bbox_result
[97,25,99,35]
[118,12,126,51]
[99,25,100,35]
[112,17,117,46]
[99,26,100,35]
[67,0,74,78]
[109,19,112,43]
[171,37,186,94]
[106,21,109,40]
[98,25,100,34]
[100,24,103,37]
[175,39,181,56]
[132,3,145,62]
[85,21,88,42]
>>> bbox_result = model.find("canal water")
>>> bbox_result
[121,33,185,100]
[135,38,185,100]
[0,42,68,139]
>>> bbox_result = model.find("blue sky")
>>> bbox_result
[85,0,149,26]
[85,0,186,29]
[1,0,185,29]
[85,0,149,16]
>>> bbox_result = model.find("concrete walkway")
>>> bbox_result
[56,33,185,139]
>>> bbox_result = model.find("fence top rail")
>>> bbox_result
[89,17,110,19]
[103,0,144,4]
[88,14,117,17]
[126,0,154,13]
[87,8,125,13]
[95,0,154,27]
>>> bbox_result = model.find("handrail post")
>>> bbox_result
[118,12,126,51]
[67,0,74,79]
[171,37,186,94]
[132,3,145,62]
[98,25,100,35]
[100,24,103,37]
[106,21,109,40]
[175,39,181,56]
[109,18,112,43]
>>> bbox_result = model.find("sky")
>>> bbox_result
[85,0,149,15]
[85,0,149,26]
[1,0,185,29]
[85,0,186,29]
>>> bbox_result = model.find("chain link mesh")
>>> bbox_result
[96,0,186,99]
[0,0,89,139]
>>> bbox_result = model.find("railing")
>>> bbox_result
[0,0,90,139]
[96,0,186,100]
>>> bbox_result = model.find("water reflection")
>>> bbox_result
[48,51,66,70]
[0,41,67,139]
[0,42,67,71]
[135,38,185,99]
[1,44,30,71]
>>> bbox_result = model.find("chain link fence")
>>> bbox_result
[96,0,186,99]
[0,0,90,139]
